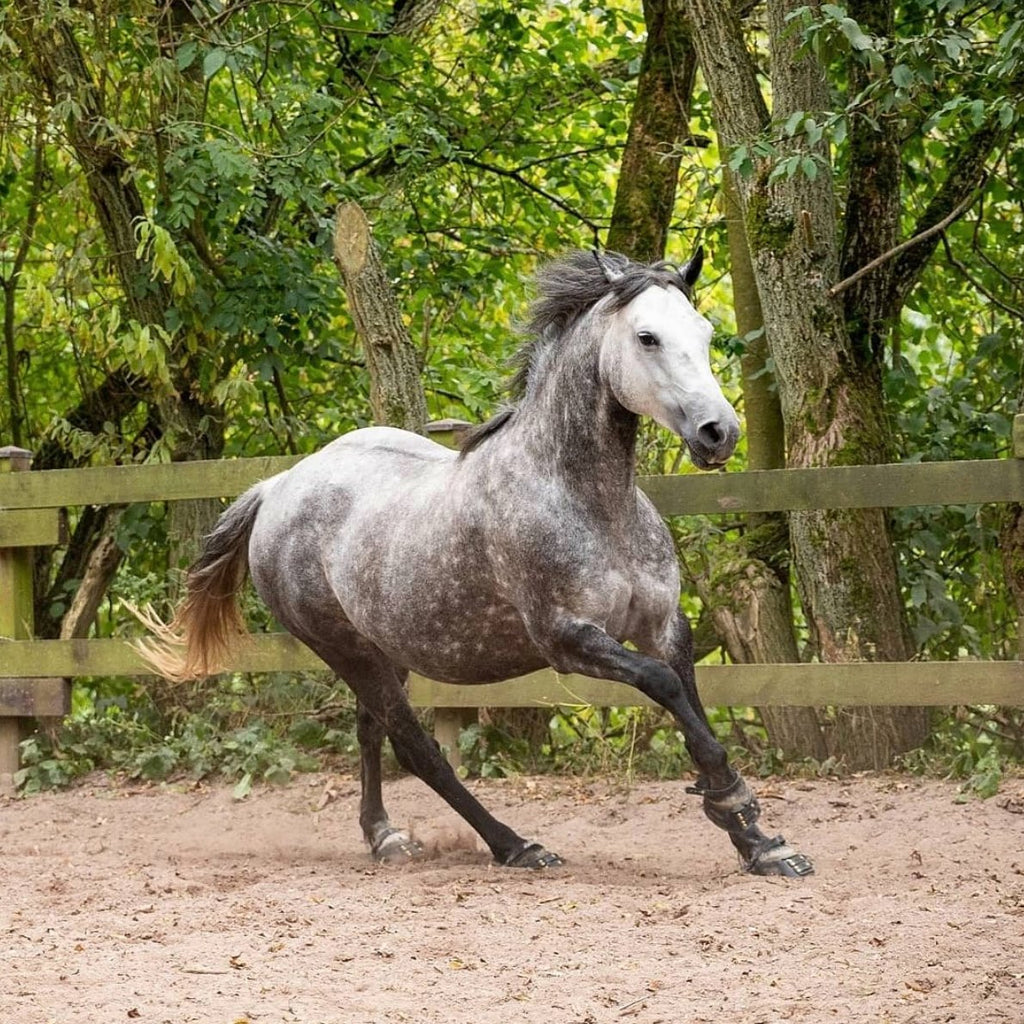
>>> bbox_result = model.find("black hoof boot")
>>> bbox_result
[372,827,425,864]
[689,772,814,879]
[502,841,565,869]
[744,836,815,877]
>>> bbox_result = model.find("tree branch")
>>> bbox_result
[941,232,1024,322]
[829,187,982,298]
[885,100,1020,314]
[458,155,602,240]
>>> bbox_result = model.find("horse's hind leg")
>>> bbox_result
[378,679,562,868]
[355,697,423,863]
[319,642,561,869]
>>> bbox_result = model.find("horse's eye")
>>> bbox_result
[637,331,659,348]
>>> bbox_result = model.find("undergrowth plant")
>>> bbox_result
[15,671,359,795]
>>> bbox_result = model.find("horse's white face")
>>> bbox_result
[598,284,741,469]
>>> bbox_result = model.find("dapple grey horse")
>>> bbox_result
[143,249,812,877]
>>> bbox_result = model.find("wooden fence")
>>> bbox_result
[3,416,1024,779]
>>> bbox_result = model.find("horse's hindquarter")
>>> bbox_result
[247,429,450,645]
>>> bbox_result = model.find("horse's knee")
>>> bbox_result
[637,659,685,705]
[639,661,730,771]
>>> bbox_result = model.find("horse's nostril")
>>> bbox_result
[696,420,728,449]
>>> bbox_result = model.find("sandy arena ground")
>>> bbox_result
[2,771,1023,1024]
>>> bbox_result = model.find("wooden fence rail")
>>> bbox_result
[4,451,1024,521]
[3,418,1024,782]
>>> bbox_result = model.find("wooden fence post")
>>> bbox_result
[0,446,69,794]
[424,420,478,769]
[0,447,35,790]
[1014,414,1024,661]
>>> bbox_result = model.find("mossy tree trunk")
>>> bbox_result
[607,0,698,261]
[717,172,828,761]
[1000,416,1024,659]
[683,0,928,767]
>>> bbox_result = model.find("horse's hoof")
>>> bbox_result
[502,841,565,869]
[372,828,424,864]
[744,836,814,878]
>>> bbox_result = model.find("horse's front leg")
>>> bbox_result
[539,614,813,878]
[655,612,813,877]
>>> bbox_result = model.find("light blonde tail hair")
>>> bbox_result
[134,484,265,681]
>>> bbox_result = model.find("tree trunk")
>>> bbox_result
[606,0,698,262]
[720,171,828,760]
[683,0,929,767]
[333,203,428,435]
[164,391,225,573]
[59,512,124,640]
[839,0,901,364]
[1000,502,1024,661]
[999,415,1024,659]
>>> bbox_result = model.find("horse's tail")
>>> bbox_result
[134,482,266,681]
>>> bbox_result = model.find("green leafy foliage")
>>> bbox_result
[15,670,357,793]
[900,704,1023,800]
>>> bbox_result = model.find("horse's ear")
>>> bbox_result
[592,249,623,284]
[678,245,704,292]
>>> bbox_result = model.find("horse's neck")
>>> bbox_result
[512,345,640,514]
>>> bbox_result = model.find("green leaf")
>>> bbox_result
[943,35,964,60]
[839,17,873,51]
[203,47,227,79]
[232,772,253,801]
[727,144,753,178]
[176,40,197,71]
[891,63,913,89]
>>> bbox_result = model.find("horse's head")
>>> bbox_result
[597,248,740,470]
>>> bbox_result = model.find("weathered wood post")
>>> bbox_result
[425,420,478,769]
[0,446,69,793]
[1013,414,1024,661]
[333,202,429,434]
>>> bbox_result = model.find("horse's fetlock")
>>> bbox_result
[698,771,763,836]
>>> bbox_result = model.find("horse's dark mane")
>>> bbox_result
[460,251,690,458]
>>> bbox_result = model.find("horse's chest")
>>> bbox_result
[599,569,677,643]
